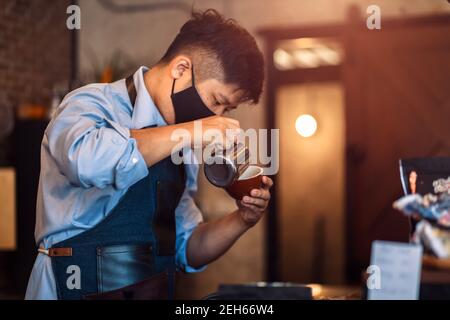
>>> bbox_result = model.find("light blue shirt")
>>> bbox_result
[25,66,206,300]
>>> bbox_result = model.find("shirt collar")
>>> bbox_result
[130,66,167,129]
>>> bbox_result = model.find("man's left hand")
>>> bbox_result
[236,176,273,227]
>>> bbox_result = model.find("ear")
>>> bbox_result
[170,56,192,80]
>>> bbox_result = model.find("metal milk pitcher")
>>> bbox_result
[204,142,250,188]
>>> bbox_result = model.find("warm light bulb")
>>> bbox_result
[295,114,317,137]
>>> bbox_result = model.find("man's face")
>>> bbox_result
[160,57,249,124]
[171,62,246,116]
[195,78,246,116]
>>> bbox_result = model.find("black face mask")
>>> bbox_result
[171,65,215,124]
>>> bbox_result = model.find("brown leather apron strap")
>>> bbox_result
[39,247,73,257]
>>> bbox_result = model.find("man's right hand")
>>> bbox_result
[186,115,241,149]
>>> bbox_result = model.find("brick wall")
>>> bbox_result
[0,0,72,109]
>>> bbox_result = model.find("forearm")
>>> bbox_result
[186,210,251,269]
[131,115,242,167]
[130,123,192,166]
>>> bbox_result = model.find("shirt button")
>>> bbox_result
[132,157,139,164]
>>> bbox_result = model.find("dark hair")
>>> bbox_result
[160,9,264,104]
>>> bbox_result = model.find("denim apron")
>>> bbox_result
[49,76,185,299]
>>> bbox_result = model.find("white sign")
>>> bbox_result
[367,241,422,300]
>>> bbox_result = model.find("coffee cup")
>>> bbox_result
[225,165,264,200]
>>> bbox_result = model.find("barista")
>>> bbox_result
[25,9,272,300]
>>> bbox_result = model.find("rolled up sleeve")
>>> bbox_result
[46,94,148,190]
[175,162,207,273]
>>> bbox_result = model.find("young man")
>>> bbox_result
[26,9,272,300]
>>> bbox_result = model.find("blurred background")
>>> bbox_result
[0,0,449,299]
